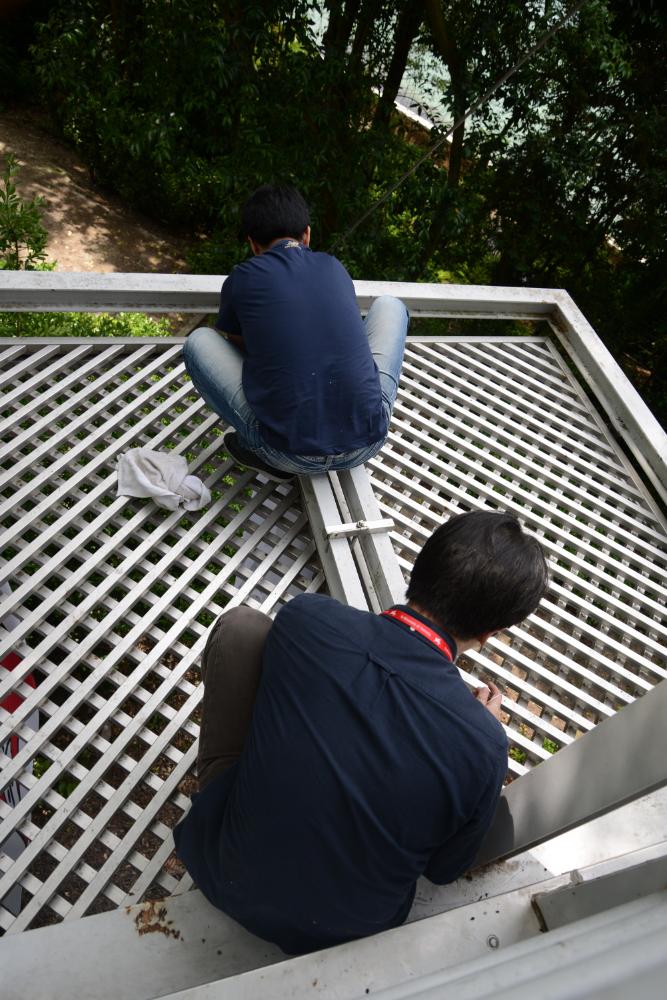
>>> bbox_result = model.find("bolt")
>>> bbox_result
[487,934,500,949]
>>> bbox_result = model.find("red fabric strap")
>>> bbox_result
[381,609,453,661]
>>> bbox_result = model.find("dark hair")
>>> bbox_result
[240,184,310,246]
[406,511,549,639]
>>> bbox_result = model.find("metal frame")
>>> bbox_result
[476,680,667,865]
[301,466,407,613]
[3,273,664,503]
[1,275,666,972]
[5,845,665,1000]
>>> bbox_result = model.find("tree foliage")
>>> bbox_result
[0,151,170,338]
[0,154,48,269]
[1,0,665,421]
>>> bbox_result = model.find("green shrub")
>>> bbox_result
[0,154,48,270]
[0,311,171,338]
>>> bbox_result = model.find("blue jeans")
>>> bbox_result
[182,295,409,474]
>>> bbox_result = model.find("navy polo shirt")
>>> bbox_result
[215,240,387,455]
[174,595,508,955]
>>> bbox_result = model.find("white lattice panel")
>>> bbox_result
[0,339,324,933]
[370,337,667,772]
[1,332,665,940]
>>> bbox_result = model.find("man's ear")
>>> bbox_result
[247,236,262,256]
[302,226,311,247]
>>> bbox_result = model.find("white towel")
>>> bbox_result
[116,447,211,511]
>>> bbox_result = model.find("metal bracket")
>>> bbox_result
[324,517,394,539]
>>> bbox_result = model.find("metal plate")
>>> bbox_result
[369,337,667,772]
[0,339,324,933]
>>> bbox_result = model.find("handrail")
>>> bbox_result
[0,272,559,316]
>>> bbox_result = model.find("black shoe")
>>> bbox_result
[222,430,294,483]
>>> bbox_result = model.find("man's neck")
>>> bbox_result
[266,236,301,249]
[406,602,477,656]
[252,235,306,255]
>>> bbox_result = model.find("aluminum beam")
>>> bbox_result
[298,474,368,610]
[334,467,407,609]
[476,680,667,865]
[549,295,667,507]
[533,852,667,931]
[0,273,565,317]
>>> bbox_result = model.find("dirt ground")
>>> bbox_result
[0,107,190,274]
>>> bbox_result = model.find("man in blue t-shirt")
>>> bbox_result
[174,511,549,955]
[183,184,409,480]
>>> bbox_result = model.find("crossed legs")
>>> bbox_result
[182,294,409,462]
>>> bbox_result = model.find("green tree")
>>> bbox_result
[0,154,48,269]
[7,0,666,421]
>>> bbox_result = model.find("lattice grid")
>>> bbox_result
[1,334,665,936]
[0,340,324,933]
[370,337,667,774]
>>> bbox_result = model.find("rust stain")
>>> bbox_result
[133,899,183,941]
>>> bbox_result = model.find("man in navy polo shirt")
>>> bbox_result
[183,184,409,480]
[174,511,549,954]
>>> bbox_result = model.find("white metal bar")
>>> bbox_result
[335,467,407,608]
[298,474,369,610]
[0,342,48,385]
[369,454,666,656]
[414,341,617,458]
[0,344,183,494]
[0,343,90,402]
[0,272,224,313]
[476,680,667,864]
[7,692,201,932]
[549,295,667,505]
[1,342,139,439]
[0,273,566,316]
[0,405,219,637]
[0,479,288,754]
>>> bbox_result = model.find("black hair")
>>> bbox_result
[406,511,549,639]
[240,184,310,246]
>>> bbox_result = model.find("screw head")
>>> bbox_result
[487,934,500,949]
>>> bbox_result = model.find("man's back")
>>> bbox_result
[174,594,507,954]
[217,241,387,454]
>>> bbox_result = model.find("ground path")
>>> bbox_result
[0,107,190,274]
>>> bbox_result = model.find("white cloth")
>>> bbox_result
[116,448,211,511]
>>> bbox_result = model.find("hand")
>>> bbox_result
[473,680,503,721]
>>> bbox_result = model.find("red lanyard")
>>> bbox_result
[381,609,454,661]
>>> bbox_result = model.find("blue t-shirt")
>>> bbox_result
[215,240,387,455]
[173,596,508,955]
